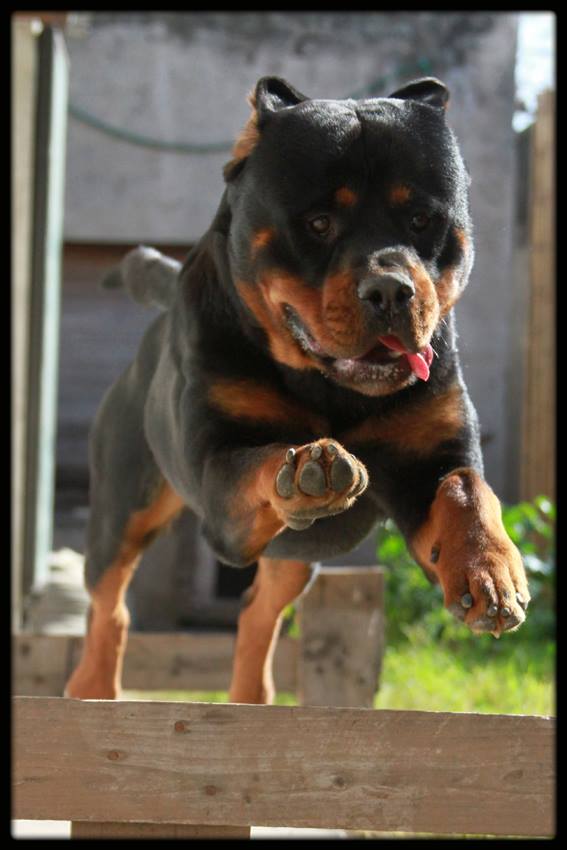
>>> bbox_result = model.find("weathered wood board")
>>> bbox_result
[13,697,555,836]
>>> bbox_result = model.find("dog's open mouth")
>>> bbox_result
[283,304,434,382]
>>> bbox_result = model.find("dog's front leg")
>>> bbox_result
[199,438,368,567]
[197,439,366,704]
[229,556,315,704]
[409,467,531,636]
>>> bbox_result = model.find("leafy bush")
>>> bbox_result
[376,495,555,649]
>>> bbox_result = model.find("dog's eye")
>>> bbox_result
[410,211,432,233]
[308,215,332,237]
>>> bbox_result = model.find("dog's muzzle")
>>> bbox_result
[357,248,415,316]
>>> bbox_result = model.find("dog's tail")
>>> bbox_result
[101,245,182,310]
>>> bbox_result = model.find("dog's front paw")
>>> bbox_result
[273,439,368,530]
[439,539,530,637]
[413,468,532,638]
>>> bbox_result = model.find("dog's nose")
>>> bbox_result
[357,273,415,311]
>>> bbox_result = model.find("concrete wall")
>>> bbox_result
[62,11,520,500]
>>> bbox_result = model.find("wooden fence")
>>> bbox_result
[520,89,556,501]
[12,566,555,837]
[13,566,384,706]
[13,697,554,838]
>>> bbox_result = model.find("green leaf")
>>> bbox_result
[535,496,555,519]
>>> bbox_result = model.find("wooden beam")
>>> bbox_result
[12,632,299,696]
[71,822,250,838]
[13,697,555,836]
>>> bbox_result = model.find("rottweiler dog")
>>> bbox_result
[66,76,529,704]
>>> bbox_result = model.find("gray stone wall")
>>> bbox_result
[63,11,520,500]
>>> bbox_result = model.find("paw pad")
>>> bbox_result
[273,441,368,530]
[298,460,326,497]
[275,463,295,499]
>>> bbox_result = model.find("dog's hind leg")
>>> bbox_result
[65,347,185,699]
[229,557,316,705]
[65,476,184,700]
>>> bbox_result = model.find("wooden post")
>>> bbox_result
[298,566,384,707]
[11,16,40,631]
[22,26,69,599]
[520,90,555,501]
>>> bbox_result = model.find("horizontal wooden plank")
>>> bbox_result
[12,634,71,696]
[70,821,250,838]
[13,631,299,695]
[13,697,555,836]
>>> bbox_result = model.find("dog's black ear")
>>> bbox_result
[255,76,308,125]
[388,77,449,111]
[223,78,308,182]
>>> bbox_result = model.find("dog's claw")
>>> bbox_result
[471,615,499,632]
[501,608,525,631]
[487,603,498,618]
[461,593,473,609]
[326,443,338,457]
[310,444,322,460]
[286,448,297,464]
[516,592,528,610]
[276,464,295,499]
[352,465,368,497]
[448,602,467,622]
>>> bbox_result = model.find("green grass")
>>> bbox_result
[374,639,555,715]
[122,689,298,706]
[123,638,554,716]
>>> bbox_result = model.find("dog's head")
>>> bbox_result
[223,76,473,397]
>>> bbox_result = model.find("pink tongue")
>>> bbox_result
[379,335,433,382]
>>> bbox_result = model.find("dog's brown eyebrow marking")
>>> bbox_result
[208,377,328,433]
[340,382,464,453]
[389,184,413,205]
[251,228,275,256]
[335,187,358,207]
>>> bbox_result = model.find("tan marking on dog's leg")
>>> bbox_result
[411,468,530,635]
[229,557,312,704]
[65,482,184,699]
